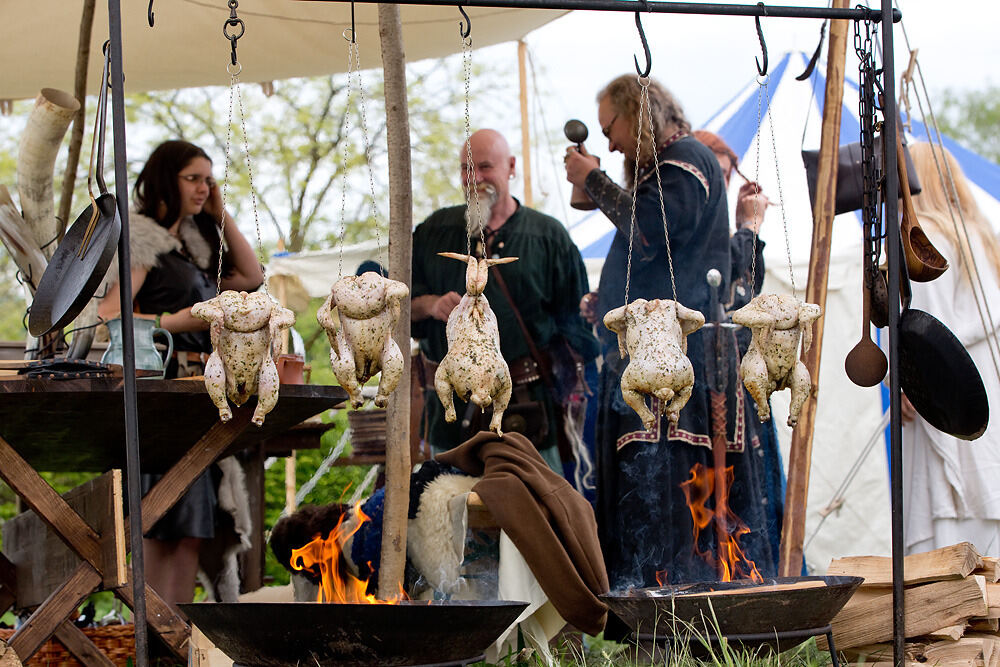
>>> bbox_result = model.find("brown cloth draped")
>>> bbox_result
[436,431,609,635]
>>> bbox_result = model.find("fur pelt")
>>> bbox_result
[196,456,252,602]
[406,473,479,595]
[99,210,214,294]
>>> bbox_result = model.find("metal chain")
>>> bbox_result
[461,35,485,258]
[236,73,266,295]
[337,30,355,279]
[624,81,644,306]
[750,76,763,292]
[218,64,238,294]
[855,16,883,293]
[643,82,678,303]
[762,76,796,297]
[351,39,386,270]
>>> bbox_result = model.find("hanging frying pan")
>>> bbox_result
[28,43,121,338]
[895,140,988,440]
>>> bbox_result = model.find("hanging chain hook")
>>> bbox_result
[458,5,471,39]
[755,2,769,76]
[147,0,155,27]
[633,10,652,78]
[223,0,245,67]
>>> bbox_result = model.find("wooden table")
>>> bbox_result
[0,378,347,664]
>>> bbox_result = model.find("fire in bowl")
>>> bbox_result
[179,600,528,667]
[601,575,863,652]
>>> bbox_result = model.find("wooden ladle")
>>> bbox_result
[845,271,888,387]
[897,131,949,282]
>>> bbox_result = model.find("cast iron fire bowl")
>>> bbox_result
[179,600,528,667]
[601,575,863,653]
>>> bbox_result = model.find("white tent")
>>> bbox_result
[0,1,566,99]
[567,50,1000,572]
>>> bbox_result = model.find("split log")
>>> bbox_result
[924,623,968,641]
[828,542,983,586]
[0,638,23,667]
[16,89,79,259]
[976,558,1000,583]
[819,577,988,650]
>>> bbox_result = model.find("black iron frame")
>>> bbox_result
[101,1,906,665]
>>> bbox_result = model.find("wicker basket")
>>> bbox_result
[0,624,135,667]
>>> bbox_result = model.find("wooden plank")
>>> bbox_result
[52,620,116,667]
[779,0,851,575]
[1,471,125,608]
[819,578,988,650]
[140,405,253,534]
[0,436,103,574]
[827,543,983,586]
[113,568,189,657]
[8,562,99,661]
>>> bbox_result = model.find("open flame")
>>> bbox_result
[290,501,406,604]
[679,462,763,584]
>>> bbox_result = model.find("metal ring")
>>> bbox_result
[755,73,770,86]
[227,61,242,76]
[223,18,245,41]
[463,36,472,48]
[636,75,650,87]
[342,28,354,41]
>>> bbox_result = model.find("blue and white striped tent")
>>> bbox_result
[567,51,1000,571]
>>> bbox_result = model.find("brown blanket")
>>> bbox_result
[436,431,609,635]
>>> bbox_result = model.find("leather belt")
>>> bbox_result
[417,354,540,387]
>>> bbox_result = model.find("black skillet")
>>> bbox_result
[894,147,988,440]
[28,43,121,338]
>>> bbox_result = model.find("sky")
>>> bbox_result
[461,0,1000,224]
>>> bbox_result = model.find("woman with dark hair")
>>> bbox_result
[565,75,773,591]
[99,139,263,606]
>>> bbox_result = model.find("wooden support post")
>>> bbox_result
[778,0,850,576]
[377,2,413,599]
[517,40,533,207]
[53,621,116,667]
[8,563,99,661]
[113,568,190,658]
[139,405,252,534]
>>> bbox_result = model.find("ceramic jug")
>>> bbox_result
[101,317,174,379]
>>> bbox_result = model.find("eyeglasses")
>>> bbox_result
[179,174,217,188]
[601,113,620,139]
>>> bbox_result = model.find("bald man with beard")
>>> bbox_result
[411,129,598,472]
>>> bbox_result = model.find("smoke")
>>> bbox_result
[464,183,498,237]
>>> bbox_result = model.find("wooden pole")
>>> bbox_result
[377,3,412,599]
[284,452,296,514]
[58,0,96,238]
[778,0,850,576]
[517,40,532,207]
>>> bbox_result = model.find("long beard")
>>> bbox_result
[464,185,498,237]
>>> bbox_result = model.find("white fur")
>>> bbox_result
[406,474,480,595]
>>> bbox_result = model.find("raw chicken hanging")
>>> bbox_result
[192,290,295,426]
[604,298,706,431]
[731,293,821,427]
[434,252,516,435]
[316,271,409,409]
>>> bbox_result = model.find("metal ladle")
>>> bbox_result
[845,269,888,387]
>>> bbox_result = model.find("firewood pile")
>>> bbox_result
[822,542,1000,666]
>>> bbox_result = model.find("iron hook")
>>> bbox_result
[458,6,471,39]
[755,3,768,76]
[148,0,154,27]
[633,11,651,78]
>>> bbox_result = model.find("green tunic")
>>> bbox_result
[412,201,599,455]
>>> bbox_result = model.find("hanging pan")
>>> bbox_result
[894,141,988,440]
[28,42,121,338]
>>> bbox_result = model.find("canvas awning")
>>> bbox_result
[0,0,567,100]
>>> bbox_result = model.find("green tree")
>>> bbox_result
[936,86,1000,164]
